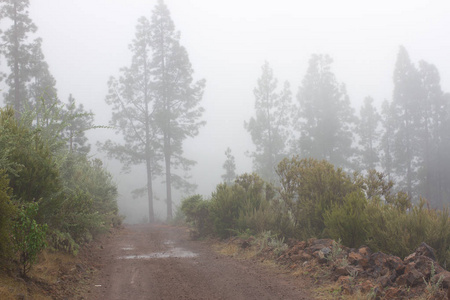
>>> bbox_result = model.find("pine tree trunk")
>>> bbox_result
[146,158,154,223]
[13,2,20,118]
[164,133,172,221]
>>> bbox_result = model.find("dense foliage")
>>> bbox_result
[0,106,119,274]
[245,47,450,208]
[182,157,450,269]
[0,0,119,276]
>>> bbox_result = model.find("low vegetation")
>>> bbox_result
[0,106,120,280]
[181,156,450,269]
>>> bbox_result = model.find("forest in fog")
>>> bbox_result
[1,0,450,276]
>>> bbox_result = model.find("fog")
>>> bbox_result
[25,0,450,221]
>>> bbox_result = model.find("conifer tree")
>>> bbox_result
[391,46,422,196]
[28,38,59,123]
[380,99,395,181]
[293,54,356,169]
[101,16,160,222]
[63,94,94,155]
[150,0,205,220]
[245,61,292,182]
[358,96,380,170]
[1,0,58,119]
[1,0,37,115]
[417,60,450,206]
[222,147,236,184]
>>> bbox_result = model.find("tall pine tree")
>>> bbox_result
[391,46,422,197]
[1,0,37,115]
[150,0,205,220]
[101,16,160,222]
[63,94,94,155]
[1,0,58,119]
[380,99,395,181]
[417,60,450,206]
[28,38,59,123]
[245,61,292,183]
[357,96,380,171]
[293,54,356,169]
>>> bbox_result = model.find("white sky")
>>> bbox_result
[25,0,450,219]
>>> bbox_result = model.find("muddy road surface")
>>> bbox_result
[87,224,312,300]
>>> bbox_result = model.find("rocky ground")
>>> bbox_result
[232,235,450,299]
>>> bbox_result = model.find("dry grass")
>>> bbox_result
[0,273,52,300]
[0,249,82,300]
[0,274,28,300]
[215,240,260,260]
[31,250,79,282]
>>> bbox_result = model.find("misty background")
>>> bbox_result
[15,0,450,222]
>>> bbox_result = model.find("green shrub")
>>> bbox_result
[181,195,212,237]
[59,189,105,243]
[48,229,79,255]
[364,196,444,260]
[210,183,244,238]
[324,190,369,248]
[56,155,118,244]
[276,157,358,239]
[0,105,119,266]
[12,202,47,277]
[209,173,276,238]
[0,171,16,267]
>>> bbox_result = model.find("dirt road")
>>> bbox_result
[86,224,312,300]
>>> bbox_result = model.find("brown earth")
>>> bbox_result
[84,224,313,300]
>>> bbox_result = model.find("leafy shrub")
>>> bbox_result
[324,190,369,248]
[210,183,244,238]
[177,157,450,270]
[276,157,358,239]
[209,173,276,238]
[12,202,47,277]
[180,195,212,237]
[59,189,105,243]
[0,105,120,274]
[48,229,79,255]
[0,171,15,267]
[57,155,118,244]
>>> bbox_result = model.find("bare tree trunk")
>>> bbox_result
[164,133,172,221]
[13,2,20,119]
[146,158,154,223]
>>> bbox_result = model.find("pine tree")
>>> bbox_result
[293,54,356,169]
[222,147,236,184]
[417,60,449,206]
[380,99,395,181]
[63,94,94,155]
[101,16,160,222]
[391,46,422,197]
[150,0,205,220]
[245,61,292,182]
[28,38,59,123]
[1,0,58,119]
[1,0,36,115]
[358,96,380,170]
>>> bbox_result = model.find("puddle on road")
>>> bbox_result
[118,247,198,260]
[122,247,134,251]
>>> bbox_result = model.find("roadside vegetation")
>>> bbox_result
[0,106,120,282]
[181,157,450,269]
